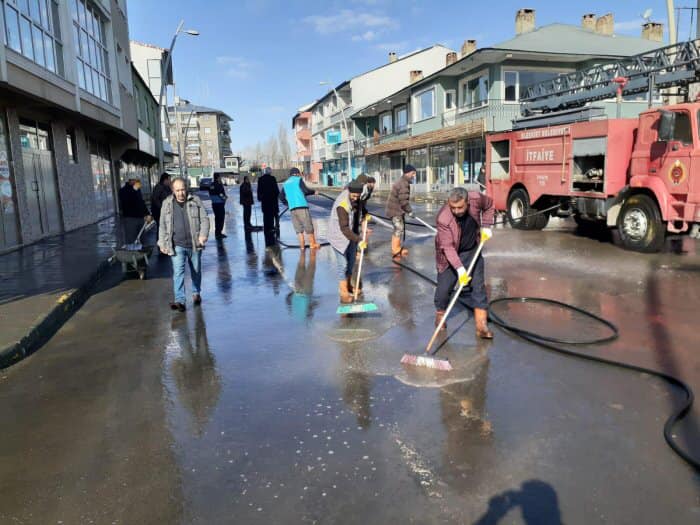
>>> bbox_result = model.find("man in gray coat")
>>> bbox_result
[385,164,415,260]
[158,177,210,312]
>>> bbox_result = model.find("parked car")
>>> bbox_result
[199,177,213,191]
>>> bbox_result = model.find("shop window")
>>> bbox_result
[66,129,78,163]
[409,147,428,184]
[430,143,456,187]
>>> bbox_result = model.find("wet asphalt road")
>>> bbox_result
[1,188,699,524]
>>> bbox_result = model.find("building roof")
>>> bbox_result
[130,40,166,52]
[493,23,661,56]
[292,101,316,127]
[352,24,665,118]
[167,103,233,121]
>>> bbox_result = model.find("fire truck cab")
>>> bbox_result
[486,103,700,252]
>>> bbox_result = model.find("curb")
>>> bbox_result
[0,258,113,369]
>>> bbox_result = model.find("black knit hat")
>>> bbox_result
[348,180,364,194]
[403,164,416,174]
[289,167,301,176]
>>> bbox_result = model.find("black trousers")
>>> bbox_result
[434,245,488,311]
[243,205,252,228]
[212,202,226,237]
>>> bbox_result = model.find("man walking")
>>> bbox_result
[386,165,415,260]
[239,175,254,231]
[119,178,152,245]
[209,173,228,239]
[328,180,368,303]
[158,177,210,312]
[151,173,171,226]
[257,167,280,239]
[434,187,494,339]
[280,167,320,250]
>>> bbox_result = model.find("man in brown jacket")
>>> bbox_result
[385,164,416,260]
[435,187,494,339]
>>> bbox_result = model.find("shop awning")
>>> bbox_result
[363,119,485,156]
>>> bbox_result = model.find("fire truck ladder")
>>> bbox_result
[521,39,700,115]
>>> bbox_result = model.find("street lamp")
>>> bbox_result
[319,81,353,183]
[157,20,199,176]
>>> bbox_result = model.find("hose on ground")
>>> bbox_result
[392,258,699,472]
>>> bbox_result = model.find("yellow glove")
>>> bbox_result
[358,240,368,251]
[457,267,471,286]
[364,214,372,223]
[481,227,493,242]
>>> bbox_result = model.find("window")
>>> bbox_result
[445,90,456,110]
[672,111,692,145]
[460,74,489,109]
[414,88,435,122]
[19,119,51,150]
[503,70,564,102]
[204,127,211,135]
[3,0,63,74]
[395,106,408,132]
[66,129,77,163]
[380,112,392,135]
[87,137,114,218]
[73,0,111,103]
[409,147,428,184]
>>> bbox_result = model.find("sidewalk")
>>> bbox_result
[0,217,122,367]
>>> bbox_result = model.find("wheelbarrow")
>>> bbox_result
[110,220,156,280]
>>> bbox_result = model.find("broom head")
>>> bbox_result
[336,302,378,315]
[400,353,453,371]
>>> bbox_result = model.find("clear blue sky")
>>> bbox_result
[127,0,682,152]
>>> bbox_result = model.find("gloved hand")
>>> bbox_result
[407,211,415,218]
[481,227,493,242]
[358,240,368,251]
[457,266,472,287]
[364,214,372,223]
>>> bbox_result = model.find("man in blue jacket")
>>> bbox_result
[280,167,320,250]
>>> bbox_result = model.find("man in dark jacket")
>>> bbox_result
[209,173,228,239]
[119,178,152,245]
[385,164,415,260]
[151,173,171,225]
[353,174,375,236]
[434,187,494,339]
[257,167,280,239]
[239,175,254,231]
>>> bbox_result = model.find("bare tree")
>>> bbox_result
[278,123,292,169]
[264,136,280,168]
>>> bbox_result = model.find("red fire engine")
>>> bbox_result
[486,41,700,252]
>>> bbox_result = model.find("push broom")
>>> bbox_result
[411,214,437,234]
[400,231,489,371]
[337,217,378,315]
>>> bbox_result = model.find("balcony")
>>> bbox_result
[329,106,353,126]
[296,127,311,141]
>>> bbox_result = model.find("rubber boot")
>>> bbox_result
[435,310,447,331]
[298,234,306,250]
[348,277,363,299]
[475,308,493,339]
[339,280,353,304]
[391,236,402,260]
[309,233,321,250]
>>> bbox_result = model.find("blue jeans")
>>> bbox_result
[172,245,202,303]
[334,243,357,280]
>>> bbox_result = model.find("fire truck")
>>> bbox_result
[486,40,700,252]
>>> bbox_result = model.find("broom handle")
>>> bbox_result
[425,239,486,354]
[353,218,368,302]
[413,214,437,233]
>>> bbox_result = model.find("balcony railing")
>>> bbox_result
[329,106,353,126]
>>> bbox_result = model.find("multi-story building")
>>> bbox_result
[292,103,315,181]
[0,0,140,251]
[309,44,454,186]
[351,10,666,193]
[166,100,233,171]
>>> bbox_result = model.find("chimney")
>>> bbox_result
[642,22,664,42]
[460,39,477,57]
[515,8,536,35]
[581,13,596,31]
[595,13,614,36]
[410,70,423,83]
[388,52,397,63]
[446,52,458,66]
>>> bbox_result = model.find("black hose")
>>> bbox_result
[393,259,700,472]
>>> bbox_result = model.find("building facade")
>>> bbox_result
[166,101,232,171]
[351,10,665,194]
[309,44,454,186]
[292,105,316,181]
[0,0,139,251]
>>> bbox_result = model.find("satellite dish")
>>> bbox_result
[641,8,653,22]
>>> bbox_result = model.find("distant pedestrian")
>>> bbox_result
[209,173,228,239]
[239,176,254,231]
[386,164,415,260]
[119,178,152,245]
[151,173,172,225]
[158,177,210,312]
[280,167,320,250]
[328,180,369,304]
[352,174,376,236]
[257,167,280,239]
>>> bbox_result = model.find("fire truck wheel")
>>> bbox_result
[617,194,664,252]
[507,188,535,229]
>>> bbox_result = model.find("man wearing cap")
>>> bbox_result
[353,174,376,236]
[328,180,370,303]
[280,167,320,250]
[257,167,280,241]
[385,165,416,260]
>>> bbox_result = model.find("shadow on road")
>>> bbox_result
[473,480,562,525]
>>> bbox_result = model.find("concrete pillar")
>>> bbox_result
[595,13,614,36]
[388,52,397,63]
[515,8,536,35]
[582,14,596,31]
[446,52,458,66]
[460,40,477,57]
[642,22,664,42]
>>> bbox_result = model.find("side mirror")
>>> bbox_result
[658,110,676,142]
